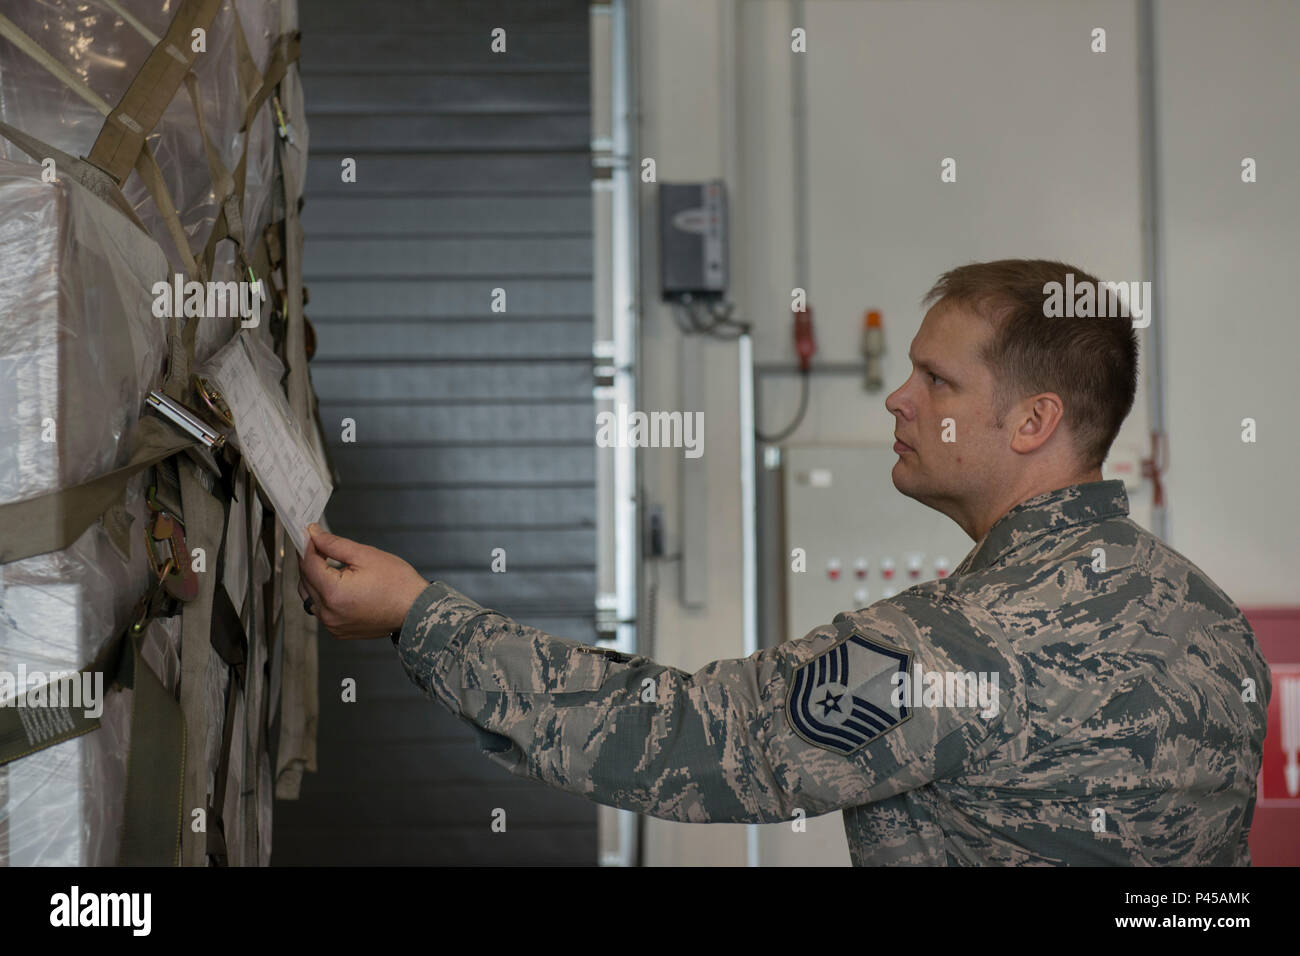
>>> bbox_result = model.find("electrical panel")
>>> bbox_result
[757,443,977,867]
[782,444,975,641]
[658,181,728,300]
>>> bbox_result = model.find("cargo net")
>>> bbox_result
[0,0,329,866]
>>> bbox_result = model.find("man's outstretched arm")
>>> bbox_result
[298,523,1025,825]
[394,578,1025,825]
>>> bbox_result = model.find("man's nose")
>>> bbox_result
[885,384,910,419]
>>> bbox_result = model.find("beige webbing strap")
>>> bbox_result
[241,32,302,136]
[249,227,275,284]
[275,67,319,798]
[0,13,200,283]
[133,144,200,282]
[0,572,187,866]
[0,686,100,768]
[176,457,224,866]
[188,93,249,285]
[214,28,303,324]
[0,15,112,114]
[277,553,319,799]
[86,0,222,185]
[263,221,285,271]
[0,417,197,564]
[244,509,278,863]
[0,579,151,772]
[230,30,302,236]
[193,20,302,294]
[70,1,235,288]
[0,120,149,235]
[101,0,161,46]
[184,73,244,253]
[0,609,107,753]
[118,621,187,866]
[182,72,237,208]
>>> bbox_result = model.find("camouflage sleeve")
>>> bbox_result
[395,580,1026,824]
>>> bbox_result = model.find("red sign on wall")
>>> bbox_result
[1245,607,1300,867]
[1258,663,1300,806]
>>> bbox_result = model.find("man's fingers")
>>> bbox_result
[299,533,335,600]
[307,526,368,567]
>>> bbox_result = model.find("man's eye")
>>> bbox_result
[929,372,945,386]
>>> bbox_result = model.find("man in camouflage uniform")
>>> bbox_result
[300,259,1270,865]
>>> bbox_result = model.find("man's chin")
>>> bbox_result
[890,460,917,498]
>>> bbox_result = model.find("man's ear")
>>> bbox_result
[1010,393,1065,452]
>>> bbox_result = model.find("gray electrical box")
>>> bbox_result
[782,444,975,641]
[658,181,728,300]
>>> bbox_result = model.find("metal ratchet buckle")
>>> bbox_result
[146,387,229,451]
[144,484,200,604]
[194,375,234,428]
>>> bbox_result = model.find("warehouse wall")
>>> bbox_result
[633,0,1300,866]
[272,0,598,864]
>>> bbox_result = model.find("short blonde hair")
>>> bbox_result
[922,259,1139,471]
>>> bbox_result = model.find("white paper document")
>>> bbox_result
[203,335,331,557]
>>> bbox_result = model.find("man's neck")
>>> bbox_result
[964,468,1104,542]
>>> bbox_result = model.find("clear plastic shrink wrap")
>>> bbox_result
[0,0,282,368]
[0,0,305,865]
[0,161,175,865]
[0,162,169,504]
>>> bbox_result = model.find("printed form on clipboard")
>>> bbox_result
[198,333,332,557]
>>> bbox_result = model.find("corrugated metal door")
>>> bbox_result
[273,0,597,865]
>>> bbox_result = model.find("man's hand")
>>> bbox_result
[297,523,430,640]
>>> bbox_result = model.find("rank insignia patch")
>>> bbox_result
[787,633,912,754]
